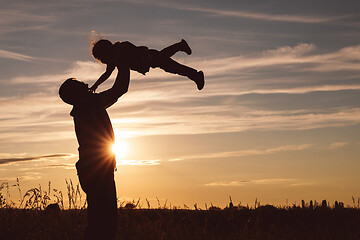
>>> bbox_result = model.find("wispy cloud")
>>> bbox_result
[1,85,360,143]
[178,7,344,24]
[0,49,35,62]
[205,178,299,187]
[2,43,360,144]
[117,159,160,166]
[0,5,57,34]
[0,153,75,165]
[124,0,347,24]
[329,142,349,149]
[10,60,104,83]
[8,43,360,90]
[0,7,56,24]
[0,172,42,182]
[202,43,360,79]
[170,144,312,161]
[43,163,75,170]
[238,85,360,95]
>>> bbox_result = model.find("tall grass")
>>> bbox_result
[1,179,360,211]
[1,180,360,239]
[0,178,84,210]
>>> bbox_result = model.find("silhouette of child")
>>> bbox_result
[90,39,204,91]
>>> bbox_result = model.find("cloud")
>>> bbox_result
[10,61,104,84]
[2,43,360,144]
[8,43,360,91]
[238,85,360,95]
[43,164,75,170]
[2,87,360,144]
[205,178,298,186]
[168,158,183,162]
[108,104,360,137]
[124,0,346,24]
[179,7,343,23]
[329,142,349,149]
[0,5,57,34]
[0,49,35,61]
[170,144,312,161]
[117,159,160,166]
[0,172,42,182]
[202,43,360,79]
[0,93,76,143]
[265,43,316,56]
[0,153,75,165]
[0,7,56,24]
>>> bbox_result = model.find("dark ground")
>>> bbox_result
[1,205,360,240]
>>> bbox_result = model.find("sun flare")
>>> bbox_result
[112,139,129,159]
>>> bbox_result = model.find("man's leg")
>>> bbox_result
[103,172,118,239]
[78,166,117,240]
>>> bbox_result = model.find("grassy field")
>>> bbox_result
[1,205,360,240]
[1,180,360,239]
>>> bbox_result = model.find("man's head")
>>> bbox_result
[92,39,114,64]
[59,78,89,105]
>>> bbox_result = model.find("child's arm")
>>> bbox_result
[89,64,116,92]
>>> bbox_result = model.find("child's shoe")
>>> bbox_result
[180,39,192,55]
[194,71,204,90]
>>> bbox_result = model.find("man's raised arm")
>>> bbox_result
[98,65,130,108]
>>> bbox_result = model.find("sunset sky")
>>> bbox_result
[1,0,360,208]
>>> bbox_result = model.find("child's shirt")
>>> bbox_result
[112,41,151,75]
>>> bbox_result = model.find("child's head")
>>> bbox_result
[59,78,89,105]
[92,39,114,64]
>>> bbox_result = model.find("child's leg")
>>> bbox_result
[160,39,192,57]
[149,50,204,90]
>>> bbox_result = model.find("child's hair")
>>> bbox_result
[89,30,102,52]
[92,39,113,62]
[59,78,79,105]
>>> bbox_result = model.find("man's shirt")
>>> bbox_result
[70,89,119,169]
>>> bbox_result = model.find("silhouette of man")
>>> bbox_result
[59,65,130,240]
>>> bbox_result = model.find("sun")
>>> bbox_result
[112,139,129,159]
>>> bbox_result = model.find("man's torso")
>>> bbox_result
[71,94,116,169]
